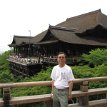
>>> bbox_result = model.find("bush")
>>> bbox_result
[82,48,107,66]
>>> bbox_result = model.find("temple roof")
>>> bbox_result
[57,9,107,33]
[8,35,32,47]
[32,9,107,46]
[9,9,107,47]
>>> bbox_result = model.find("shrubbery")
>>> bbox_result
[0,48,107,107]
[82,48,107,66]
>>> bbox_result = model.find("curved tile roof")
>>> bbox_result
[9,35,32,46]
[9,9,107,47]
[49,26,107,46]
[57,9,107,33]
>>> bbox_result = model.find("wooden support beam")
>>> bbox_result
[3,88,11,107]
[78,81,89,106]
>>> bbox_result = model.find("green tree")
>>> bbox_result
[82,48,107,66]
[0,51,10,70]
[0,50,14,82]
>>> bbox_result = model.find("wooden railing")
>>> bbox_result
[0,77,107,107]
[42,57,74,65]
[8,55,40,65]
[8,55,76,65]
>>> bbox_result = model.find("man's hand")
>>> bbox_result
[51,93,54,99]
[68,93,72,99]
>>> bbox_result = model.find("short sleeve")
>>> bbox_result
[51,67,56,80]
[68,68,75,81]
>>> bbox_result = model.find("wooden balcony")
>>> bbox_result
[8,55,43,66]
[7,55,43,77]
[42,56,77,65]
[8,55,78,66]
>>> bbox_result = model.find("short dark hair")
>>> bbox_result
[57,52,66,57]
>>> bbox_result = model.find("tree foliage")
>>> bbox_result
[0,49,107,106]
[0,51,15,83]
[82,48,107,66]
[0,51,10,69]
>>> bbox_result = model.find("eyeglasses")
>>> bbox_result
[58,56,65,59]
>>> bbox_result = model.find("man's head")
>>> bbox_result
[57,52,66,67]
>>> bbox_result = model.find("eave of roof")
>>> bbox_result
[35,40,59,45]
[31,30,48,44]
[49,26,107,46]
[10,35,32,46]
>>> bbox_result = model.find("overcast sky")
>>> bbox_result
[0,0,107,53]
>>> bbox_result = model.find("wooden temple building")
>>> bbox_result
[8,9,107,77]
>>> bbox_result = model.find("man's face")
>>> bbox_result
[57,54,66,65]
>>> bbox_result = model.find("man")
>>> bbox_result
[51,52,75,107]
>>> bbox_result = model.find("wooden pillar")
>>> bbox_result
[105,88,107,103]
[44,100,53,107]
[3,88,11,107]
[78,81,89,106]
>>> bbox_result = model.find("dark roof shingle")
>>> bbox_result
[9,9,107,47]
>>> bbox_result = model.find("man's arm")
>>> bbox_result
[68,81,73,99]
[51,80,54,95]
